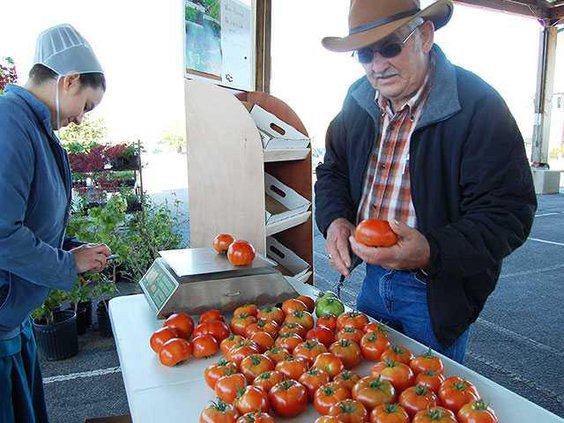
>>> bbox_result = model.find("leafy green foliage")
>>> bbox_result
[59,115,107,147]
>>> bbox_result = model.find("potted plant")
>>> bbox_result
[92,275,118,337]
[67,276,95,335]
[32,290,79,361]
[107,142,141,170]
[0,56,18,94]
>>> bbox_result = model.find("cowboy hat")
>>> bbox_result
[322,0,453,52]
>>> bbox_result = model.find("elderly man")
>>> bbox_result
[315,0,536,362]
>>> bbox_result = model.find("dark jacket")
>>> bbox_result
[0,85,77,339]
[315,45,537,347]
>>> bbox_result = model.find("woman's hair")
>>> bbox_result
[29,64,106,91]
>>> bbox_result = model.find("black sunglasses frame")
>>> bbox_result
[355,25,420,64]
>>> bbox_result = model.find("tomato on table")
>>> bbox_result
[163,312,194,339]
[355,218,398,247]
[315,295,345,318]
[225,340,260,367]
[158,338,192,366]
[328,398,368,423]
[236,410,275,423]
[274,332,303,353]
[410,348,444,375]
[268,379,308,418]
[298,368,331,400]
[274,356,309,381]
[399,384,438,417]
[150,326,181,353]
[457,400,499,423]
[239,354,274,383]
[329,339,362,369]
[312,352,345,378]
[194,320,231,343]
[200,399,239,423]
[415,370,445,394]
[220,334,245,355]
[192,334,219,358]
[284,310,315,331]
[281,298,308,314]
[293,339,328,364]
[381,345,414,365]
[215,373,247,404]
[257,305,285,325]
[204,359,238,389]
[248,331,274,353]
[412,406,457,423]
[263,346,291,364]
[212,233,235,253]
[234,304,259,318]
[438,377,480,414]
[370,359,415,393]
[316,313,338,331]
[296,295,315,313]
[369,403,410,423]
[306,326,336,348]
[337,311,370,331]
[252,370,286,392]
[245,319,279,339]
[199,309,225,323]
[227,240,256,266]
[351,375,397,411]
[336,326,364,344]
[363,322,388,335]
[230,313,258,337]
[333,369,361,392]
[278,322,307,338]
[234,385,270,415]
[313,381,351,415]
[315,417,344,423]
[360,332,391,361]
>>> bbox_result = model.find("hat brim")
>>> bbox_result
[322,0,453,52]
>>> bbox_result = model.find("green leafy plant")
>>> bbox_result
[31,290,69,325]
[0,57,18,95]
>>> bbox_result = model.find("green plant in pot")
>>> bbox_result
[92,273,118,337]
[67,276,95,335]
[31,290,79,361]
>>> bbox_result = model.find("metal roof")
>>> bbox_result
[455,0,564,21]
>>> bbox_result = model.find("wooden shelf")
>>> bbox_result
[265,211,311,237]
[263,148,310,163]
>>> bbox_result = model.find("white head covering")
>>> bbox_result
[33,23,103,76]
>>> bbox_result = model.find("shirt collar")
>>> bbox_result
[4,85,55,132]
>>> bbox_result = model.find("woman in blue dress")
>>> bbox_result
[0,24,112,422]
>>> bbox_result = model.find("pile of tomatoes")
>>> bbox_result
[151,295,498,423]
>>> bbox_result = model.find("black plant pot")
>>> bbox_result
[96,301,113,338]
[32,310,78,361]
[73,301,93,335]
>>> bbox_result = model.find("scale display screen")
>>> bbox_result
[139,259,179,312]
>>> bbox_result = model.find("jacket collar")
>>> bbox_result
[4,85,56,135]
[351,44,461,128]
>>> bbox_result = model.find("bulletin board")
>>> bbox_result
[184,0,255,92]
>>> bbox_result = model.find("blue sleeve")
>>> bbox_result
[0,108,76,291]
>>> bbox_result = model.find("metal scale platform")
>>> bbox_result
[139,248,298,318]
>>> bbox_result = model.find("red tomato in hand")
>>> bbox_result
[150,326,181,353]
[268,379,308,418]
[192,334,219,358]
[457,400,499,423]
[204,359,238,389]
[227,240,255,266]
[215,373,247,404]
[213,233,235,253]
[370,403,410,423]
[163,312,194,339]
[399,384,438,417]
[355,219,398,247]
[413,406,457,423]
[194,320,230,342]
[438,377,480,414]
[200,399,239,423]
[158,338,192,366]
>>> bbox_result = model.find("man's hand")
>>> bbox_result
[349,220,430,270]
[71,243,112,274]
[325,218,356,277]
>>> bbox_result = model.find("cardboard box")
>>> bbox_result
[267,236,311,282]
[264,173,311,226]
[250,105,310,150]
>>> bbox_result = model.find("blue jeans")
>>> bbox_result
[356,264,470,363]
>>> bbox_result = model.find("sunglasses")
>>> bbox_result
[355,25,420,64]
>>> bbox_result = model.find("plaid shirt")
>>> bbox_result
[357,71,432,227]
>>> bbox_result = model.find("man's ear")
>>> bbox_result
[421,21,435,53]
[62,73,81,92]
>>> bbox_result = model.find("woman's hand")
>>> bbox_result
[71,243,112,273]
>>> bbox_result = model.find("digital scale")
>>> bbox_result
[139,248,298,318]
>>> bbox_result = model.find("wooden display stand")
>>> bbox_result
[184,80,313,283]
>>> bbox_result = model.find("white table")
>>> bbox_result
[110,279,563,422]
